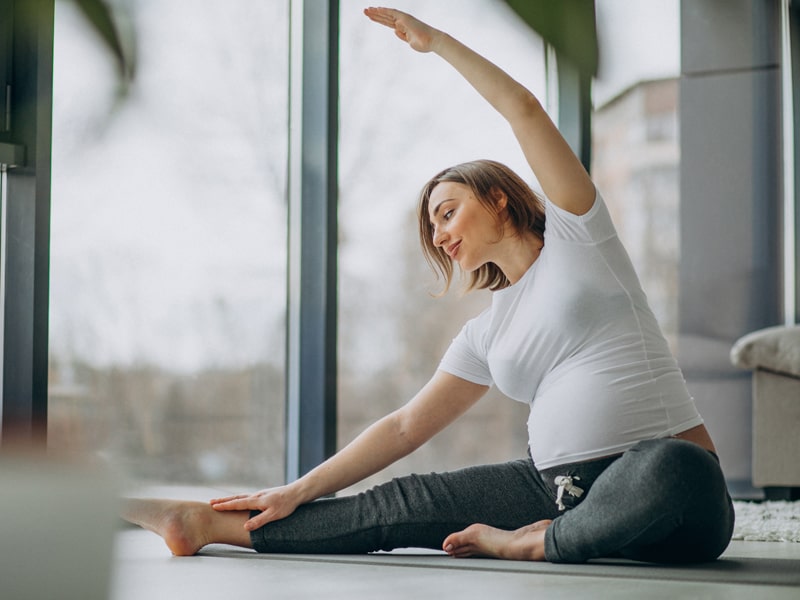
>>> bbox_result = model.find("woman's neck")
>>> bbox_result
[495,231,543,285]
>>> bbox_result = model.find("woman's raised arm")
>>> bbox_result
[365,7,595,215]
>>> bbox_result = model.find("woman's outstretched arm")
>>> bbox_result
[211,371,488,531]
[365,6,595,216]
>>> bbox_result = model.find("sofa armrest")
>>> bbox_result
[730,325,800,378]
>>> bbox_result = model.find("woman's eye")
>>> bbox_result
[443,209,454,220]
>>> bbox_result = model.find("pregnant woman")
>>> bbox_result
[124,7,734,564]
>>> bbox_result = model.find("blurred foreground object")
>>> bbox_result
[504,0,598,76]
[0,453,118,600]
[71,0,136,85]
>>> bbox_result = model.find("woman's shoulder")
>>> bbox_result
[543,187,617,244]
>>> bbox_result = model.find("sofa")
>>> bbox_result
[730,325,800,500]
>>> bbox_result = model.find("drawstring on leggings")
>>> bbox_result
[554,475,584,511]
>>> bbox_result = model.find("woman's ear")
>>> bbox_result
[488,187,510,241]
[490,187,508,213]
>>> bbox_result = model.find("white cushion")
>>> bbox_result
[730,325,800,378]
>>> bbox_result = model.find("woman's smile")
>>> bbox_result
[446,241,461,259]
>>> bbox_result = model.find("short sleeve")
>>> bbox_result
[543,188,617,244]
[438,308,494,386]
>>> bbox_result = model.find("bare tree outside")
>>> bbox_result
[49,0,289,488]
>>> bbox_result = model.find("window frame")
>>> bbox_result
[0,0,54,447]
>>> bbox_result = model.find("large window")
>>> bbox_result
[45,1,686,494]
[48,0,289,489]
[337,0,544,492]
[592,79,680,348]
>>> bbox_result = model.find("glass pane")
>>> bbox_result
[49,0,288,489]
[591,39,680,350]
[338,0,545,493]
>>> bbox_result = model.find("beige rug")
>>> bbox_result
[732,501,800,542]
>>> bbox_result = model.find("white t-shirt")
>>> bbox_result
[438,190,703,470]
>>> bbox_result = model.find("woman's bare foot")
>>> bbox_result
[442,520,553,561]
[122,498,252,556]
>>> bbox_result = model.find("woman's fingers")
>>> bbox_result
[365,7,436,53]
[364,6,400,27]
[364,7,411,35]
[210,498,248,511]
[210,487,301,531]
[211,496,278,529]
[243,508,279,531]
[210,494,265,511]
[209,493,249,505]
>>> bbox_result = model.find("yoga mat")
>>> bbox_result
[202,549,800,588]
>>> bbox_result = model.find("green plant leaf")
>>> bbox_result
[504,0,598,76]
[72,0,135,82]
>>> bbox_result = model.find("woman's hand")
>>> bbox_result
[210,485,304,531]
[364,7,442,53]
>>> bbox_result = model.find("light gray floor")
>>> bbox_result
[6,465,798,599]
[111,528,800,600]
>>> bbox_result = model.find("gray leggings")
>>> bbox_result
[249,438,734,564]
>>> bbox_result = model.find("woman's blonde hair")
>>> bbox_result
[418,159,546,294]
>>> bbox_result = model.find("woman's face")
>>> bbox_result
[428,181,504,272]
